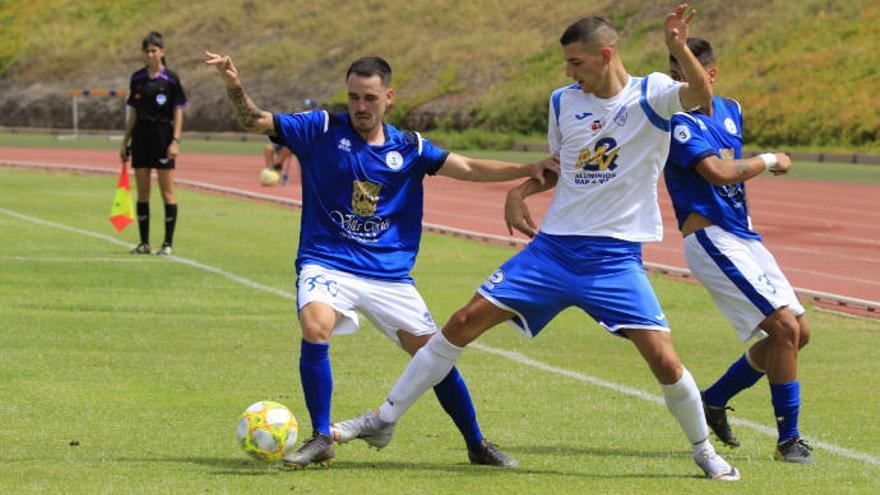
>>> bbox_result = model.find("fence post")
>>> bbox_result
[72,95,79,138]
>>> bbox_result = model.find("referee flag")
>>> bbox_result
[109,163,134,233]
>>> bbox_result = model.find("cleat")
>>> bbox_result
[156,243,173,256]
[695,448,741,480]
[130,243,151,254]
[774,437,815,465]
[281,433,335,468]
[702,398,740,448]
[331,410,396,449]
[467,439,518,468]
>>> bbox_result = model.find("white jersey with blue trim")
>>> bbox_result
[664,96,760,240]
[272,110,449,283]
[542,73,684,242]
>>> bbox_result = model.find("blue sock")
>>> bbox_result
[299,340,332,436]
[433,366,483,448]
[703,354,765,407]
[770,381,800,444]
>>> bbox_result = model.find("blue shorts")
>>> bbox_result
[478,233,670,338]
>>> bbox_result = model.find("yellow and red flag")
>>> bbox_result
[109,163,134,233]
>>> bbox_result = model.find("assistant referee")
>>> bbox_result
[120,31,187,256]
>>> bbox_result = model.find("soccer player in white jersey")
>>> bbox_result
[665,38,813,464]
[333,4,741,480]
[205,52,556,468]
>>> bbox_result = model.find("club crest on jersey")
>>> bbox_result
[352,180,381,217]
[673,125,691,143]
[719,148,735,160]
[724,117,738,135]
[385,151,404,170]
[614,107,628,126]
[155,93,167,106]
[338,138,352,152]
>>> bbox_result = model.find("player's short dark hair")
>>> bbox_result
[346,57,393,86]
[560,16,619,49]
[669,37,715,67]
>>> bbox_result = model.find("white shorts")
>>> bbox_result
[296,264,438,345]
[684,226,805,341]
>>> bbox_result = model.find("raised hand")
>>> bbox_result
[665,3,696,51]
[204,51,240,87]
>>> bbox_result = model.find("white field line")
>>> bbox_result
[2,205,878,467]
[470,344,880,467]
[3,159,879,312]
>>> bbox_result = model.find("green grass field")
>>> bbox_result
[1,168,879,494]
[3,131,880,185]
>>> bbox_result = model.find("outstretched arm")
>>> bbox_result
[437,153,558,183]
[204,51,274,135]
[665,4,712,114]
[696,153,792,185]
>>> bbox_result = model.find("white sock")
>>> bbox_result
[660,367,714,457]
[378,332,464,423]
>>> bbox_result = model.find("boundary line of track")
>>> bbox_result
[3,159,878,316]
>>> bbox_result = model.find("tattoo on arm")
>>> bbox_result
[735,160,750,178]
[227,86,271,134]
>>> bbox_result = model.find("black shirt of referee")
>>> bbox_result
[126,67,188,168]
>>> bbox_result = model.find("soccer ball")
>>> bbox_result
[236,401,299,462]
[259,167,280,186]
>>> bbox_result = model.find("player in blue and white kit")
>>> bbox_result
[334,5,741,480]
[205,52,556,468]
[665,38,813,464]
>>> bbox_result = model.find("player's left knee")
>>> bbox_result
[766,308,800,349]
[655,357,682,384]
[796,316,810,350]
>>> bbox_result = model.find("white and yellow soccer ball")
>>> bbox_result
[259,167,280,186]
[236,401,299,462]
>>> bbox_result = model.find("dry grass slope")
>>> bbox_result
[1,0,877,149]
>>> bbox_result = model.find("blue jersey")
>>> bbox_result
[273,110,449,282]
[664,96,760,240]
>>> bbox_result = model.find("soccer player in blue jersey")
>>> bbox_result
[665,38,814,464]
[205,51,556,468]
[334,4,742,480]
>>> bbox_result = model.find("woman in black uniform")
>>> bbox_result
[120,31,187,256]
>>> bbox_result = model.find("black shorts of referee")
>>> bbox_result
[131,122,176,169]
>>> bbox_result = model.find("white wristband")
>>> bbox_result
[758,153,777,172]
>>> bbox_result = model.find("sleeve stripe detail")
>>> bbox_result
[639,76,670,131]
[414,131,424,155]
[673,111,699,124]
[322,110,329,133]
[551,84,578,127]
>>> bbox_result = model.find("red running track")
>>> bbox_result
[3,146,879,306]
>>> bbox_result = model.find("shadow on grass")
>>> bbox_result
[507,445,693,459]
[127,455,696,480]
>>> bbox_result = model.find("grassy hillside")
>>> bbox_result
[1,0,878,150]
